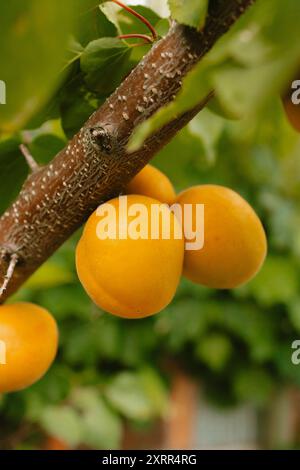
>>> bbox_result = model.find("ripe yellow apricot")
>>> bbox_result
[127,164,176,205]
[0,303,58,393]
[176,185,267,289]
[283,96,300,133]
[76,195,184,319]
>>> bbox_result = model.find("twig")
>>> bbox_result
[112,0,157,40]
[19,144,40,173]
[0,254,18,299]
[118,33,153,45]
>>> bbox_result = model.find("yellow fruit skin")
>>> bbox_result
[127,165,176,205]
[76,195,184,319]
[176,185,267,289]
[0,303,58,393]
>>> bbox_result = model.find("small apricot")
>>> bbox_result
[176,185,267,289]
[0,303,58,393]
[76,195,184,319]
[127,164,176,205]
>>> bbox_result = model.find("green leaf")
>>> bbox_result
[187,110,225,165]
[105,370,166,421]
[0,0,76,132]
[81,37,131,94]
[168,0,208,30]
[0,136,28,216]
[72,388,122,449]
[40,406,83,447]
[76,1,117,47]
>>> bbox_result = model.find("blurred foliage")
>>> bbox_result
[1,0,300,450]
[0,0,77,133]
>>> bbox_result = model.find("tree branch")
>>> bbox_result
[0,0,255,302]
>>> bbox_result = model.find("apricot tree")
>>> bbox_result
[0,0,256,301]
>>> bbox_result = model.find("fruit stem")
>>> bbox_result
[19,144,40,173]
[0,253,18,299]
[112,0,157,41]
[118,33,153,45]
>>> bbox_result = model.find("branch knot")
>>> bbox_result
[85,126,117,156]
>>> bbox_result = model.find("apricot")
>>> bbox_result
[126,164,176,205]
[176,185,267,289]
[283,96,300,133]
[76,195,184,319]
[0,303,58,393]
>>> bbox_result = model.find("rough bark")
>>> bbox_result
[0,0,255,301]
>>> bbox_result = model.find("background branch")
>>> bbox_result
[0,0,255,302]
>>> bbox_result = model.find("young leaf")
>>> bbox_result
[168,0,208,30]
[80,37,131,94]
[75,1,117,47]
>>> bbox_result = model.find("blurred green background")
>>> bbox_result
[1,0,300,450]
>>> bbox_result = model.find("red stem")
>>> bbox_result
[118,33,153,44]
[112,0,157,40]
